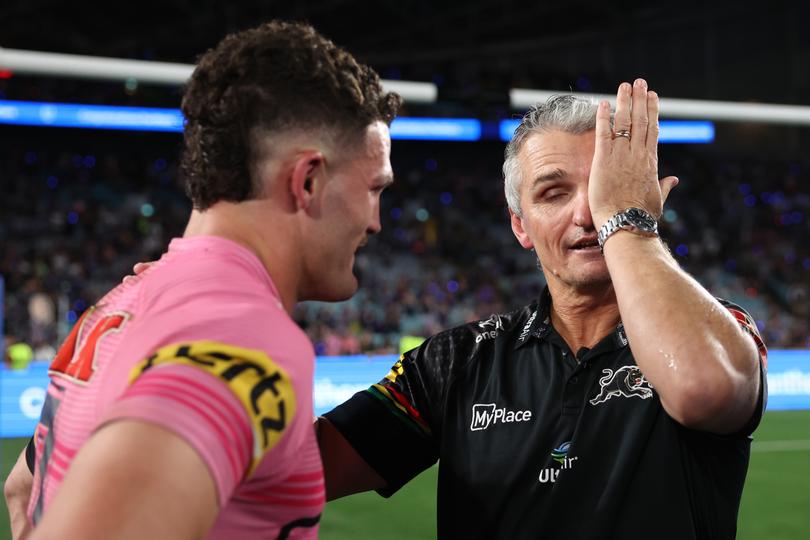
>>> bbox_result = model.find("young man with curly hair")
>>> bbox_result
[10,20,400,539]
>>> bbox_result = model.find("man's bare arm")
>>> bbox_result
[4,447,33,540]
[316,417,387,501]
[590,80,761,434]
[604,234,760,433]
[30,420,218,540]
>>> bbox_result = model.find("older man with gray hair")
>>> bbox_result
[317,80,766,540]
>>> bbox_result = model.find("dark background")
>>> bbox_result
[2,0,809,355]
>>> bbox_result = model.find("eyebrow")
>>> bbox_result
[378,174,395,188]
[529,168,566,189]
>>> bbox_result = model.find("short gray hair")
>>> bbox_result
[503,95,600,216]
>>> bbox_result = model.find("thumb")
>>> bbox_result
[659,176,679,203]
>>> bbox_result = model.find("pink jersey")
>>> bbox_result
[28,236,324,538]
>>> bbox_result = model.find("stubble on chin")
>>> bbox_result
[540,258,612,292]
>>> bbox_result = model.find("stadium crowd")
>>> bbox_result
[2,132,809,363]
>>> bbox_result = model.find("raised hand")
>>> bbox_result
[588,79,678,228]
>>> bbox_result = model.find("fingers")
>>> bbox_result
[594,100,614,148]
[660,176,679,204]
[646,91,661,154]
[613,82,632,137]
[630,79,648,152]
[122,261,155,283]
[133,262,153,275]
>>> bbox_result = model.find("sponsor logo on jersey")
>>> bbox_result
[129,340,296,474]
[470,402,532,431]
[538,440,579,483]
[518,310,538,342]
[589,365,654,406]
[478,314,503,330]
[49,307,131,384]
[475,314,503,343]
[616,323,628,347]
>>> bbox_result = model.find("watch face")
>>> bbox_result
[626,207,657,232]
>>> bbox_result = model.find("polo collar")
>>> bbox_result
[514,287,629,352]
[514,288,552,349]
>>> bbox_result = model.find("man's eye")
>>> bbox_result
[542,190,566,200]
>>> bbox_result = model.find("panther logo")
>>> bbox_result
[589,365,654,405]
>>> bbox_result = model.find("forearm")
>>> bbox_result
[603,233,760,432]
[316,417,387,501]
[4,448,34,540]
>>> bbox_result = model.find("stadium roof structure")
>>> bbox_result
[2,1,810,157]
[1,1,809,108]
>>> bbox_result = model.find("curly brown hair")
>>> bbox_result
[181,20,402,210]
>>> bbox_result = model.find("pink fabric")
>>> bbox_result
[28,236,324,538]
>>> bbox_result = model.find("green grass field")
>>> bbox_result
[3,410,809,539]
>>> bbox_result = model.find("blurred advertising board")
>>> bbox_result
[2,351,807,438]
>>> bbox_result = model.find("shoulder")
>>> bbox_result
[144,250,265,298]
[404,302,539,367]
[113,264,311,388]
[715,297,757,328]
[714,297,766,359]
[138,253,299,340]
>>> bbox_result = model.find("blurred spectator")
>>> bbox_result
[4,337,34,370]
[2,132,809,357]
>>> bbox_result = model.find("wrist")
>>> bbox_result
[601,229,659,251]
[591,208,622,230]
[597,207,659,252]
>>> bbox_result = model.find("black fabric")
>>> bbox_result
[25,434,36,474]
[325,391,437,497]
[325,290,766,540]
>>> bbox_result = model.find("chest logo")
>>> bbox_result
[589,365,654,405]
[470,403,532,431]
[538,441,579,483]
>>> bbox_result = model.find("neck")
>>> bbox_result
[546,278,620,354]
[183,204,300,315]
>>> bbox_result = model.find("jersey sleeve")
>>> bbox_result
[324,329,469,496]
[99,340,297,505]
[718,298,768,436]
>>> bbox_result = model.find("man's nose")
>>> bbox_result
[368,201,382,235]
[572,189,594,229]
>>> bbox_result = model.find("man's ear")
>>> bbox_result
[510,208,534,250]
[289,151,326,211]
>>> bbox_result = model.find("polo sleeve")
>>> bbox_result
[324,331,462,496]
[100,340,297,505]
[718,298,768,436]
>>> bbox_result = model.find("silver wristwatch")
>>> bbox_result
[597,207,659,250]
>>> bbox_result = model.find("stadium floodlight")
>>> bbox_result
[510,88,810,126]
[498,119,714,143]
[0,100,185,132]
[0,48,193,85]
[390,118,481,141]
[0,47,438,104]
[0,100,476,141]
[2,99,720,144]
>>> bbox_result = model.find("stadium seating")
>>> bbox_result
[2,130,809,362]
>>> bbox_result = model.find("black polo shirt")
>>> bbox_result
[325,289,767,540]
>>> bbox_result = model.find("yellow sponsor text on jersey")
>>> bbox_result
[128,340,296,475]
